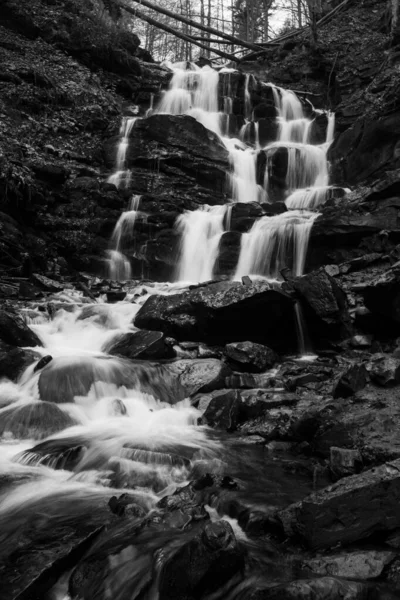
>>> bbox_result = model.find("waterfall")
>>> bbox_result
[175,205,228,282]
[106,64,337,285]
[106,195,142,280]
[228,145,260,204]
[107,117,138,189]
[235,210,318,280]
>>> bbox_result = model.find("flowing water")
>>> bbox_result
[0,294,329,599]
[1,64,397,599]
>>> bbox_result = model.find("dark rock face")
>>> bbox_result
[363,264,400,325]
[279,458,400,549]
[367,355,400,386]
[333,364,369,398]
[158,521,244,600]
[202,389,241,431]
[224,341,277,373]
[0,341,38,381]
[0,310,42,347]
[169,358,231,397]
[0,488,116,600]
[134,281,296,350]
[293,268,352,341]
[106,330,175,360]
[329,113,400,185]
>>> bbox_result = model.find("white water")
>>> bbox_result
[0,294,220,531]
[106,195,142,281]
[175,205,229,282]
[107,117,138,189]
[105,64,337,285]
[235,210,318,280]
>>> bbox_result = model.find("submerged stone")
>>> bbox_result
[0,402,76,440]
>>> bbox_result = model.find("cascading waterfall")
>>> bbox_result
[106,64,336,288]
[234,83,334,281]
[107,117,138,189]
[106,195,142,280]
[175,205,229,282]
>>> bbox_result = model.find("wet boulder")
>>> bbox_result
[230,202,263,233]
[106,330,175,360]
[304,550,396,580]
[158,521,244,600]
[0,341,38,381]
[169,358,231,397]
[224,341,277,373]
[366,354,400,386]
[134,280,296,351]
[0,310,42,347]
[330,447,363,479]
[125,114,229,183]
[333,364,369,398]
[0,402,77,440]
[279,458,400,549]
[214,231,242,278]
[202,389,241,431]
[0,487,116,600]
[293,268,352,341]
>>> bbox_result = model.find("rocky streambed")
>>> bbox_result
[2,264,400,599]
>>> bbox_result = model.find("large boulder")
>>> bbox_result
[105,114,229,199]
[105,330,175,360]
[224,341,277,373]
[158,521,244,600]
[333,364,369,398]
[134,281,296,351]
[0,311,42,347]
[169,358,231,397]
[279,458,400,549]
[202,389,241,431]
[293,268,352,341]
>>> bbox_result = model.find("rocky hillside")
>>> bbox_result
[0,0,170,279]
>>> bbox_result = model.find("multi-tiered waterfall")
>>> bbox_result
[132,62,335,284]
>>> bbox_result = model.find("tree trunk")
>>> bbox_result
[113,0,264,51]
[297,0,302,27]
[113,1,239,61]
